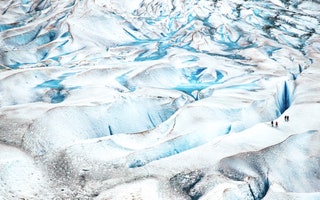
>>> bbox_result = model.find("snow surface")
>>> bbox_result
[0,0,320,199]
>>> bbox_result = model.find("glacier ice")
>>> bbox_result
[0,0,320,199]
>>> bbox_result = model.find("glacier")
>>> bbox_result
[0,0,320,199]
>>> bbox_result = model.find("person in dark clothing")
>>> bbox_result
[285,115,290,121]
[271,121,274,127]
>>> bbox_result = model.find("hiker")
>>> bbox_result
[271,121,274,127]
[284,115,290,121]
[275,121,278,127]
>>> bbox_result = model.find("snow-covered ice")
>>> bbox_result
[0,0,320,199]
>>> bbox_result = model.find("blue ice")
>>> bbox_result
[20,0,31,3]
[174,83,213,98]
[60,32,70,38]
[50,91,66,103]
[4,26,42,46]
[134,42,170,61]
[182,67,207,83]
[128,125,231,168]
[0,24,20,32]
[278,81,292,114]
[36,79,63,89]
[264,46,281,57]
[33,31,57,46]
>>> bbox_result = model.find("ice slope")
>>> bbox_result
[0,0,320,199]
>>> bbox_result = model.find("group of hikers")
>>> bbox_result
[284,115,289,121]
[271,115,289,127]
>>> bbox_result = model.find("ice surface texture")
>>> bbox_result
[0,0,320,199]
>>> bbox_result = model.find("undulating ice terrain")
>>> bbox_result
[0,0,320,199]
